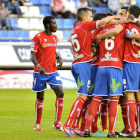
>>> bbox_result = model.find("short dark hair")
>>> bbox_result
[77,7,92,21]
[106,12,113,16]
[121,6,129,12]
[43,16,55,29]
[93,13,104,21]
[128,5,140,18]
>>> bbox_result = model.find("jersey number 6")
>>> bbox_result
[105,36,115,51]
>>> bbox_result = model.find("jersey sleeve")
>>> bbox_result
[84,21,97,31]
[31,36,40,52]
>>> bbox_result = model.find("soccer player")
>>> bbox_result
[84,21,126,137]
[95,5,140,138]
[62,7,120,138]
[30,16,64,131]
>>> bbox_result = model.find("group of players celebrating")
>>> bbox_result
[30,4,140,139]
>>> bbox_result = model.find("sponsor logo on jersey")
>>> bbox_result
[101,52,118,62]
[133,51,140,58]
[110,79,121,92]
[74,53,84,60]
[31,42,35,48]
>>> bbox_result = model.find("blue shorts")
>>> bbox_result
[123,62,140,92]
[32,72,62,92]
[89,65,98,95]
[71,62,92,96]
[93,67,123,97]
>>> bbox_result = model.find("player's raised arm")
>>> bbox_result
[30,51,46,75]
[97,15,120,27]
[128,14,140,28]
[97,24,124,41]
[56,52,63,68]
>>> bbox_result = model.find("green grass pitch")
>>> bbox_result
[0,89,139,140]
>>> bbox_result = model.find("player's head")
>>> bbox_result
[43,16,57,32]
[119,6,128,17]
[93,13,104,21]
[128,5,140,18]
[77,7,93,22]
[106,12,113,16]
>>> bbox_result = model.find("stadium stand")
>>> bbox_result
[0,0,112,42]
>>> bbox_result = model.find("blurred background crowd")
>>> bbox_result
[0,0,139,42]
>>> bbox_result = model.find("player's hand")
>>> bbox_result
[57,57,63,68]
[128,14,135,21]
[119,17,134,23]
[96,35,101,46]
[38,67,46,75]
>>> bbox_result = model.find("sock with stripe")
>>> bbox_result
[35,99,44,124]
[126,100,136,133]
[64,97,85,127]
[137,101,140,132]
[135,100,138,127]
[109,97,119,134]
[121,104,130,131]
[91,106,100,133]
[80,100,91,131]
[100,102,108,131]
[55,97,64,122]
[85,96,102,131]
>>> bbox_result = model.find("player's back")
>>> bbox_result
[124,23,140,63]
[71,21,97,65]
[98,24,126,69]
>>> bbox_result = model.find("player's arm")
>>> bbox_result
[97,24,123,40]
[97,15,120,27]
[128,14,140,28]
[56,52,63,68]
[126,29,140,40]
[30,51,46,75]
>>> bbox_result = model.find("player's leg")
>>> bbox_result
[52,86,64,131]
[84,67,108,137]
[48,72,64,131]
[121,62,139,138]
[63,63,91,137]
[119,96,130,135]
[100,99,109,134]
[32,72,47,131]
[107,68,123,137]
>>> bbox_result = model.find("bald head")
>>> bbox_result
[77,8,92,22]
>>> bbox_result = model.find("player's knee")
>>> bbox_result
[57,90,64,97]
[37,92,44,100]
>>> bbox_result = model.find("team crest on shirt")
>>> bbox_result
[42,43,47,48]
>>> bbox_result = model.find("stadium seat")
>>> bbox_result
[29,6,43,17]
[19,6,29,17]
[29,31,40,39]
[105,8,110,13]
[96,7,104,13]
[18,18,30,29]
[63,19,74,30]
[7,30,20,41]
[0,30,10,41]
[102,4,107,7]
[18,31,32,42]
[28,0,41,5]
[63,31,71,40]
[92,3,96,6]
[40,0,51,5]
[11,18,21,29]
[53,31,63,40]
[40,6,52,16]
[29,18,40,29]
[56,19,63,30]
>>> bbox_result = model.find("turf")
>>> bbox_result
[0,89,139,140]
